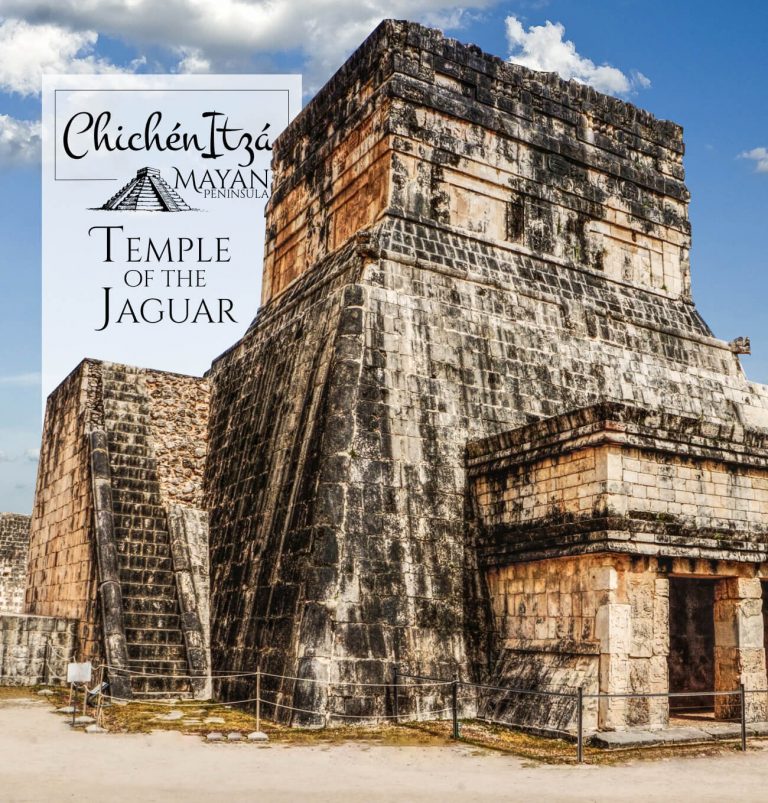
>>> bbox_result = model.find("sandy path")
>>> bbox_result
[1,697,767,802]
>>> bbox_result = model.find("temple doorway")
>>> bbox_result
[668,578,716,713]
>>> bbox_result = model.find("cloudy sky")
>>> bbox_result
[1,0,767,512]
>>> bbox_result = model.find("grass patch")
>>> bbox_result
[7,686,760,765]
[0,686,36,700]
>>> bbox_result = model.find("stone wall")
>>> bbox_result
[143,371,210,508]
[27,359,210,693]
[206,21,768,722]
[0,513,30,613]
[469,403,768,565]
[263,21,693,308]
[27,360,102,660]
[0,613,77,685]
[485,554,768,732]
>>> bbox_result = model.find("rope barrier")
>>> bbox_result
[98,663,453,688]
[96,690,456,721]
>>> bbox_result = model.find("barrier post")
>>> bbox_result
[740,683,747,752]
[392,664,399,724]
[451,674,460,740]
[577,687,584,764]
[256,667,261,734]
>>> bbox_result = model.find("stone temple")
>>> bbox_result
[6,20,768,734]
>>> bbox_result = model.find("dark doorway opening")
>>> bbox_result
[762,581,768,659]
[668,578,715,712]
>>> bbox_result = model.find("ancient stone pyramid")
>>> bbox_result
[101,166,192,211]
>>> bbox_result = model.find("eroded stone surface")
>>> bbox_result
[205,20,768,728]
[0,514,30,614]
[23,20,768,735]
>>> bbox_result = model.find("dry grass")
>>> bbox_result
[0,686,36,700]
[4,686,758,766]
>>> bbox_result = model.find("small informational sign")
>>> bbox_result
[66,661,93,684]
[41,73,302,400]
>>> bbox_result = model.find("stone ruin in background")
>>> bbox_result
[3,20,768,735]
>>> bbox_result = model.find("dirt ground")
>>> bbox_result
[2,695,768,802]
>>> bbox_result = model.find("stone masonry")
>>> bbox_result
[25,21,768,732]
[27,359,210,698]
[204,20,768,727]
[0,513,30,613]
[0,613,77,685]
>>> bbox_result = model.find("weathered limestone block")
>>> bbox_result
[0,513,30,613]
[29,359,210,699]
[714,577,768,721]
[469,404,768,566]
[167,505,211,698]
[0,613,77,685]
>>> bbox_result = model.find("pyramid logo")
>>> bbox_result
[98,167,193,212]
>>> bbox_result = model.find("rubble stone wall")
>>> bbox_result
[0,513,30,613]
[143,371,210,508]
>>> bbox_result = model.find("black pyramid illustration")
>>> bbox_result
[100,167,192,211]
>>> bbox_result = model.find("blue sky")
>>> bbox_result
[1,0,766,513]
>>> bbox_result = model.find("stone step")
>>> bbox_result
[108,455,154,469]
[110,479,163,497]
[122,554,173,572]
[122,597,179,615]
[102,384,146,395]
[112,502,167,518]
[127,643,188,662]
[125,627,186,658]
[126,659,190,674]
[110,421,151,435]
[120,580,178,600]
[106,464,157,483]
[120,567,176,586]
[116,537,171,557]
[106,442,153,458]
[115,533,171,551]
[129,675,193,697]
[123,612,182,630]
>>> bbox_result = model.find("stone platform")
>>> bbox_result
[592,721,768,749]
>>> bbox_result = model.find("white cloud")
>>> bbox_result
[0,115,40,167]
[740,147,768,173]
[505,16,649,96]
[0,446,38,463]
[0,18,129,96]
[0,371,41,386]
[175,47,212,75]
[1,2,494,92]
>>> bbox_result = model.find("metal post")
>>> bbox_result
[256,667,261,734]
[392,664,399,724]
[451,675,460,740]
[577,687,584,764]
[740,683,747,752]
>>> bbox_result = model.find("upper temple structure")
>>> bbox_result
[8,20,768,734]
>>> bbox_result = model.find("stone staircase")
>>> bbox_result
[100,364,193,698]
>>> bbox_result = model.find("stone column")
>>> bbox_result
[714,577,768,722]
[594,565,631,730]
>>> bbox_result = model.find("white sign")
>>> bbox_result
[66,661,92,684]
[41,74,301,400]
